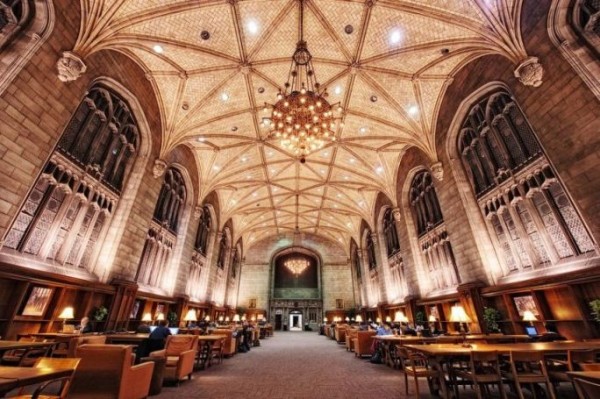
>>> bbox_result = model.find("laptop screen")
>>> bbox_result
[525,326,538,336]
[169,328,179,335]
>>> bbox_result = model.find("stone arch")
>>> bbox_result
[0,0,55,94]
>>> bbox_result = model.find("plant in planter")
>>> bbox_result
[415,311,426,327]
[92,306,108,322]
[167,311,178,327]
[482,307,502,333]
[589,299,600,322]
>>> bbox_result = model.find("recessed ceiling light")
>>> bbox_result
[370,95,378,103]
[213,165,220,171]
[153,45,164,54]
[390,29,403,45]
[344,176,349,180]
[322,152,329,157]
[200,30,210,40]
[182,102,189,110]
[221,93,229,101]
[197,137,206,142]
[247,20,259,34]
[231,126,238,132]
[344,25,354,34]
[252,192,258,197]
[241,157,248,162]
[273,187,278,192]
[230,199,237,205]
[334,86,342,95]
[349,158,355,163]
[408,105,419,116]
[376,166,384,174]
[320,169,326,174]
[334,204,338,208]
[359,126,367,134]
[267,151,273,156]
[246,174,251,179]
[258,87,265,94]
[337,193,341,198]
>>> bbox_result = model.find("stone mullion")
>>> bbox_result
[488,121,514,170]
[55,193,90,264]
[83,120,113,167]
[60,102,96,154]
[495,208,526,272]
[144,237,161,284]
[506,199,540,268]
[100,132,123,179]
[483,211,514,276]
[441,237,460,286]
[500,113,529,158]
[521,192,561,264]
[37,183,76,258]
[71,204,102,268]
[467,143,491,190]
[542,187,581,256]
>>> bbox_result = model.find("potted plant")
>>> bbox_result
[415,311,426,327]
[92,305,108,322]
[167,311,178,327]
[482,307,502,333]
[589,299,600,322]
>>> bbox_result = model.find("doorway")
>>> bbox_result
[289,311,302,331]
[275,314,282,330]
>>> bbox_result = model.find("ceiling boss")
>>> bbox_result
[261,0,343,161]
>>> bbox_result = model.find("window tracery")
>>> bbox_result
[458,90,595,276]
[0,0,32,49]
[153,169,186,233]
[573,0,600,50]
[383,208,401,256]
[216,232,229,270]
[409,170,459,291]
[365,231,377,270]
[195,206,211,255]
[3,84,137,273]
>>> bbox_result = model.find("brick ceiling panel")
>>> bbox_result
[74,0,530,245]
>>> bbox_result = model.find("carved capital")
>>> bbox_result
[430,161,444,181]
[56,51,87,82]
[152,159,168,179]
[514,57,544,88]
[392,207,402,222]
[193,206,203,220]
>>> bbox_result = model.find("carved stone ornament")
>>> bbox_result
[152,159,168,179]
[430,162,444,181]
[193,206,203,220]
[56,51,87,82]
[514,57,544,88]
[392,208,402,222]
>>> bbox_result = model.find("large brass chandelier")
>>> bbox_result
[284,258,310,276]
[262,0,343,158]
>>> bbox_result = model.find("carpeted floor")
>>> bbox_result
[156,332,577,399]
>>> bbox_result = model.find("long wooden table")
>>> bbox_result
[0,341,55,359]
[105,333,150,344]
[195,335,226,369]
[405,342,600,399]
[0,366,74,397]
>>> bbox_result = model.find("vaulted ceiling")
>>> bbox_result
[72,0,530,248]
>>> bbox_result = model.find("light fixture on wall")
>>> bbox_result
[262,0,342,158]
[522,310,538,326]
[233,314,240,323]
[142,312,152,323]
[156,312,165,322]
[449,304,471,346]
[394,311,409,324]
[356,315,363,323]
[58,306,74,331]
[284,258,310,276]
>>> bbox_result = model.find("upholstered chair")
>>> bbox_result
[353,330,377,358]
[345,328,358,352]
[150,335,198,383]
[69,344,154,399]
[213,328,238,356]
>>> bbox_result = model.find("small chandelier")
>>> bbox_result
[284,258,310,276]
[261,0,343,157]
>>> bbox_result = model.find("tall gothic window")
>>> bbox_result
[366,231,377,270]
[216,232,228,269]
[195,207,211,255]
[231,249,239,279]
[572,0,600,51]
[353,247,361,280]
[383,208,401,256]
[410,170,459,291]
[0,0,33,49]
[186,252,203,299]
[458,90,595,276]
[3,84,139,272]
[136,167,186,287]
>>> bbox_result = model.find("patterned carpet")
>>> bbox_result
[156,332,576,399]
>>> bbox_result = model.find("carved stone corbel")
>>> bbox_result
[152,159,168,179]
[430,162,444,181]
[56,51,87,82]
[514,57,544,88]
[193,206,204,220]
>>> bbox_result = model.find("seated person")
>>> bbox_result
[401,324,417,336]
[536,322,567,342]
[376,323,393,336]
[149,320,172,340]
[78,317,93,334]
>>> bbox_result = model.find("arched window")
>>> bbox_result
[186,252,203,299]
[136,166,187,288]
[0,0,33,49]
[195,206,211,255]
[3,84,139,273]
[366,231,377,270]
[216,232,228,269]
[352,246,361,280]
[409,170,459,291]
[409,171,443,236]
[153,169,186,233]
[231,249,239,279]
[572,0,600,51]
[458,89,595,276]
[383,208,400,256]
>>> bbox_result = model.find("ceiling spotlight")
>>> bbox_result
[197,137,206,142]
[247,20,259,35]
[408,105,419,116]
[344,25,354,34]
[441,48,450,55]
[213,165,220,171]
[153,45,164,54]
[370,95,378,103]
[200,30,210,40]
[389,29,402,45]
[221,93,230,101]
[359,126,367,134]
[181,102,189,110]
[231,126,238,132]
[334,86,342,95]
[258,87,265,94]
[376,166,384,174]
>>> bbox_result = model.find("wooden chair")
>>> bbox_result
[453,351,507,399]
[397,346,440,397]
[150,335,198,384]
[210,337,225,365]
[504,351,557,399]
[573,378,600,399]
[547,349,600,385]
[11,358,81,399]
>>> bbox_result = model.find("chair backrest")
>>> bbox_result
[34,357,81,399]
[471,350,500,363]
[67,335,107,357]
[70,344,132,398]
[574,378,600,399]
[510,350,544,363]
[164,334,198,356]
[569,349,600,368]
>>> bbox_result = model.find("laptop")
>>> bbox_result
[525,325,538,337]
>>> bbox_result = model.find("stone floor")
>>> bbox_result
[156,332,577,399]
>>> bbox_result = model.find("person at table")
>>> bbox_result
[136,321,151,333]
[79,317,93,334]
[537,322,567,342]
[376,322,393,336]
[149,320,172,340]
